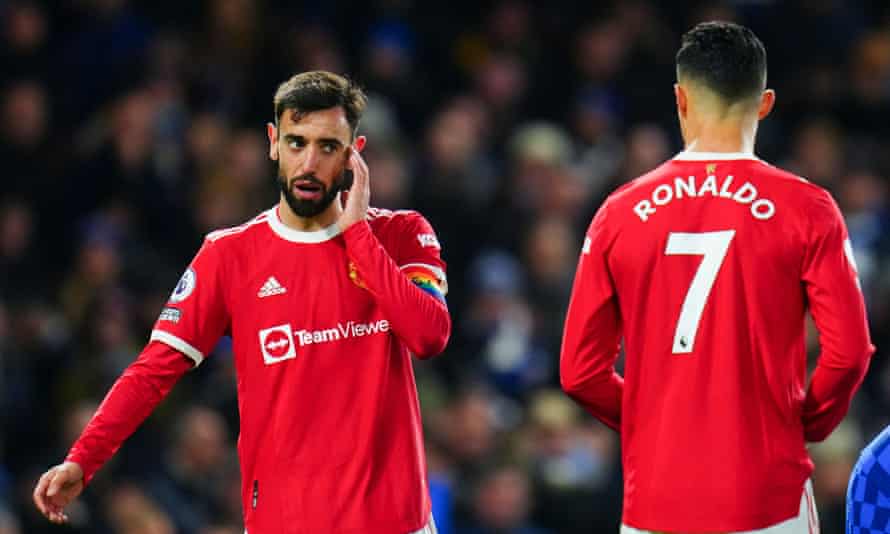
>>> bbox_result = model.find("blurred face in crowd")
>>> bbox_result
[475,466,531,529]
[267,107,354,219]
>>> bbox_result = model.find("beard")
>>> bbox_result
[277,168,343,218]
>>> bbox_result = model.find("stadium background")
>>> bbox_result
[2,0,890,532]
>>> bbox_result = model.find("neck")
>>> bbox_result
[684,115,757,154]
[277,195,342,231]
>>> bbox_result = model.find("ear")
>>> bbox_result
[675,83,688,119]
[758,89,776,120]
[267,122,279,161]
[354,135,367,152]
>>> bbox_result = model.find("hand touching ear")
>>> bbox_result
[337,136,369,232]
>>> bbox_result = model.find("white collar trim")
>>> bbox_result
[266,207,341,243]
[674,151,760,161]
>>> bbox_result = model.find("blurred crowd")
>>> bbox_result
[2,0,890,533]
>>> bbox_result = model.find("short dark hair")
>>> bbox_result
[676,21,767,102]
[273,71,367,136]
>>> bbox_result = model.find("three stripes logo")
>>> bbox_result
[258,276,287,298]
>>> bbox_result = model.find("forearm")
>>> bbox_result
[561,369,623,431]
[803,349,872,442]
[342,221,451,358]
[65,341,191,484]
[559,268,623,431]
[559,332,624,430]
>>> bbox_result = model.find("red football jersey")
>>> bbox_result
[560,151,873,532]
[73,206,450,534]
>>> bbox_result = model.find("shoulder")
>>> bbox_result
[367,207,436,236]
[755,161,839,217]
[204,210,272,246]
[366,207,429,225]
[602,160,676,208]
[366,207,443,256]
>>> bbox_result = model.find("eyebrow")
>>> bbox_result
[282,134,345,147]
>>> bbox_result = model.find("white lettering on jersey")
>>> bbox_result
[633,200,657,221]
[158,307,181,324]
[581,236,592,255]
[294,320,390,347]
[417,233,441,249]
[632,174,776,222]
[259,325,297,364]
[258,320,391,362]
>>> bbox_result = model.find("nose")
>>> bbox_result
[300,146,320,174]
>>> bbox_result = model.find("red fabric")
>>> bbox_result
[341,215,450,357]
[65,206,450,534]
[560,155,873,533]
[66,342,191,485]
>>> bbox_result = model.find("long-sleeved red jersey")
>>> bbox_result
[67,206,450,533]
[561,151,873,533]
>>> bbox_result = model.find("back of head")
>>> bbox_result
[676,21,767,104]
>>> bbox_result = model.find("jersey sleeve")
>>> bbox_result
[394,212,448,303]
[150,237,230,366]
[341,213,451,358]
[560,202,624,431]
[801,189,874,441]
[65,341,192,485]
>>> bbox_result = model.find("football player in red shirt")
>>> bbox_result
[560,22,873,533]
[33,71,451,533]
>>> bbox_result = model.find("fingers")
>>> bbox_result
[349,148,369,190]
[33,468,71,524]
[47,468,66,497]
[33,470,51,516]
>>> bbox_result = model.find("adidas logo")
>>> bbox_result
[258,276,287,298]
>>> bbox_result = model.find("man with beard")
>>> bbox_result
[33,71,451,534]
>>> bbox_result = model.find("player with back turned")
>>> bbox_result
[561,22,873,533]
[32,71,451,533]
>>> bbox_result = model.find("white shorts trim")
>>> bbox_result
[620,479,818,534]
[409,513,438,534]
[150,330,205,367]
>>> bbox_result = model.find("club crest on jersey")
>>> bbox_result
[259,324,297,364]
[348,261,367,289]
[170,268,196,303]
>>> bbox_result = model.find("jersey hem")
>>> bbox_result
[622,505,801,533]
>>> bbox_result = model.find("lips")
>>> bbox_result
[291,179,324,201]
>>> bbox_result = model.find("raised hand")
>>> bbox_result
[33,461,85,524]
[337,136,369,232]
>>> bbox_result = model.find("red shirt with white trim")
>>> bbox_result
[67,206,450,534]
[560,152,873,533]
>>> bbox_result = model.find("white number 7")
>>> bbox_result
[665,230,735,354]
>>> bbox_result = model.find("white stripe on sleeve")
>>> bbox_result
[150,330,205,367]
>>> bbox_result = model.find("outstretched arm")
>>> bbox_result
[33,341,192,523]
